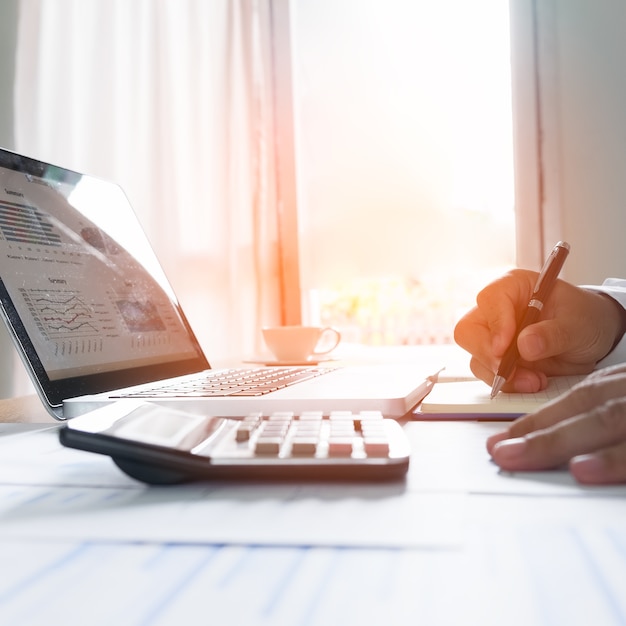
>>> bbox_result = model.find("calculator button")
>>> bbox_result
[329,411,354,420]
[361,425,386,437]
[254,438,283,455]
[235,425,254,442]
[295,421,322,431]
[299,411,324,421]
[235,413,263,441]
[253,419,291,455]
[363,439,390,457]
[291,438,319,455]
[330,423,355,435]
[327,437,354,456]
[268,412,294,421]
[259,421,290,434]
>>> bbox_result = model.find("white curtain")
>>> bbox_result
[13,0,282,392]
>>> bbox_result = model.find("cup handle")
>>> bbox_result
[312,327,341,355]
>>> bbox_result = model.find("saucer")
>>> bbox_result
[243,357,335,367]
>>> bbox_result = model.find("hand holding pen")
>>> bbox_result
[490,241,571,398]
[454,243,626,397]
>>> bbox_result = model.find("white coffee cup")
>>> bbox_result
[262,325,341,362]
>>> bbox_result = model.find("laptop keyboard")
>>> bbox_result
[112,366,335,399]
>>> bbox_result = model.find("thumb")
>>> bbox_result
[517,320,565,361]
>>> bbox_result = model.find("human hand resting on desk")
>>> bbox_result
[486,365,626,484]
[453,269,626,393]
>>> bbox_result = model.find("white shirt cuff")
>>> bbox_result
[582,278,626,368]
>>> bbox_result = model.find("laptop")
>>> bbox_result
[0,147,440,421]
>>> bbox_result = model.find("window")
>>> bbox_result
[289,0,515,344]
[11,0,516,401]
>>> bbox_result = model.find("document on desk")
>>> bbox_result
[0,424,463,549]
[1,524,626,626]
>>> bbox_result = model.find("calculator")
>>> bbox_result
[59,401,411,484]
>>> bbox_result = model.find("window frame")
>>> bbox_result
[268,0,302,325]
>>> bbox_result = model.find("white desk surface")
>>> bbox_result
[1,346,625,625]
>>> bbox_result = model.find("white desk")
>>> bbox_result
[0,353,625,625]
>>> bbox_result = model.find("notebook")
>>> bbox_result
[0,147,440,420]
[414,375,586,419]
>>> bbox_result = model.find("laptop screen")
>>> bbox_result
[0,149,208,408]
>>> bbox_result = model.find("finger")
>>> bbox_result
[493,373,626,442]
[485,394,546,454]
[475,279,523,356]
[517,312,585,363]
[486,427,513,454]
[506,368,548,393]
[470,357,547,395]
[516,322,553,362]
[570,440,626,484]
[490,396,626,471]
[468,357,496,386]
[454,310,501,373]
[517,314,607,365]
[486,371,626,454]
[455,270,536,359]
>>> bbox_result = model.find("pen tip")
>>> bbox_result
[490,376,505,399]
